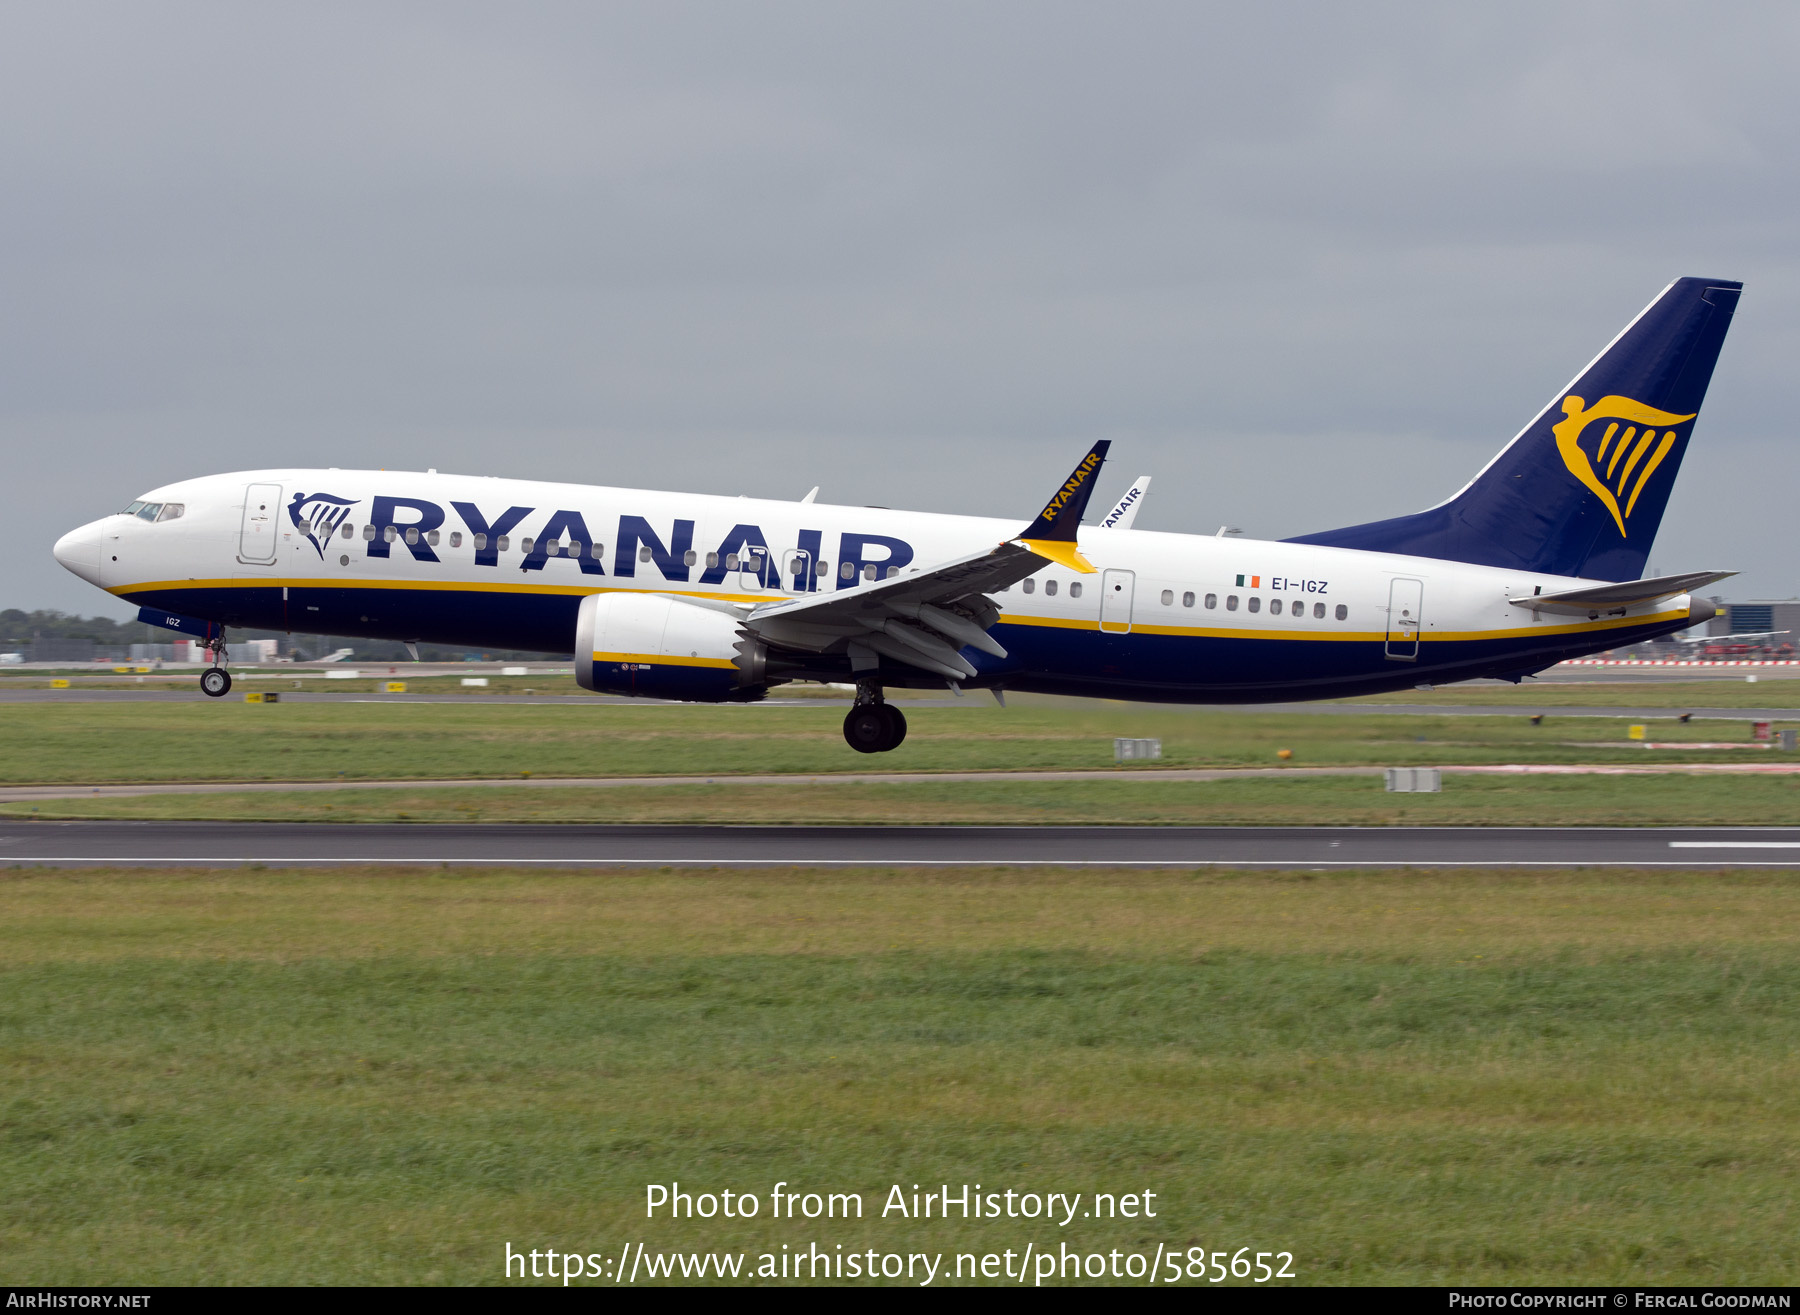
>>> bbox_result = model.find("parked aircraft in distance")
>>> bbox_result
[54,278,1740,752]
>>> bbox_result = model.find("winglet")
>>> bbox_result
[1014,441,1109,572]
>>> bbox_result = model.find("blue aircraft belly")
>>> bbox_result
[122,584,583,655]
[120,582,1688,701]
[983,617,1688,703]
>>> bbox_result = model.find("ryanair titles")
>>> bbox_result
[302,492,915,592]
[1038,450,1104,527]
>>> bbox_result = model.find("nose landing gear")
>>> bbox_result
[199,633,232,697]
[843,683,907,753]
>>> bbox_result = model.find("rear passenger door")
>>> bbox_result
[1385,577,1423,660]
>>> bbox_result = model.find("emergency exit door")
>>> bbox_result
[736,546,772,593]
[237,482,281,565]
[1385,577,1424,660]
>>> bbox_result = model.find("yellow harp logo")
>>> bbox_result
[1552,395,1695,537]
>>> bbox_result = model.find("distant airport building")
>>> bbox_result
[1706,598,1800,639]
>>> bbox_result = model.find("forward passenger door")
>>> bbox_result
[237,482,282,565]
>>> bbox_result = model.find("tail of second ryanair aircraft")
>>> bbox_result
[1287,277,1742,581]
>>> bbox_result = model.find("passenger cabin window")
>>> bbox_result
[817,559,829,576]
[1160,589,1173,606]
[1247,597,1261,613]
[1204,593,1217,609]
[496,535,509,552]
[839,561,853,579]
[363,525,376,541]
[1225,594,1238,611]
[426,529,440,546]
[639,546,652,563]
[404,527,419,545]
[1335,604,1348,620]
[683,550,697,566]
[1182,591,1194,607]
[341,523,355,539]
[1269,599,1282,615]
[865,565,878,581]
[1313,602,1324,619]
[1069,581,1081,598]
[706,552,719,568]
[1022,578,1036,594]
[449,532,462,548]
[1045,580,1058,596]
[473,533,487,550]
[384,526,398,543]
[520,536,535,554]
[727,553,741,570]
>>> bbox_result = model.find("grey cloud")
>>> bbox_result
[3,1,1797,612]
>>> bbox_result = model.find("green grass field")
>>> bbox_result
[2,700,1795,786]
[3,866,1796,1285]
[1353,678,1800,709]
[11,770,1800,827]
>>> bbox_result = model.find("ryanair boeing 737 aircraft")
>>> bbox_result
[53,278,1741,752]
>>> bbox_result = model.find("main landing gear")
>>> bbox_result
[843,683,907,754]
[199,633,231,698]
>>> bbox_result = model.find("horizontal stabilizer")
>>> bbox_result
[1509,570,1734,616]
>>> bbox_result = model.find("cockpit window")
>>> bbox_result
[122,500,146,516]
[134,503,164,522]
[156,503,184,522]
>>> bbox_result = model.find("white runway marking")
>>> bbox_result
[1668,841,1800,849]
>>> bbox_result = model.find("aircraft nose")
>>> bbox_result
[52,519,105,586]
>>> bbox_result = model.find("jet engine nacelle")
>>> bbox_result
[574,591,767,701]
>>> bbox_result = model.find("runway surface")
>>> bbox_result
[7,820,1800,866]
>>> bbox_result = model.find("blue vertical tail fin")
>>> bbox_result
[1287,277,1742,581]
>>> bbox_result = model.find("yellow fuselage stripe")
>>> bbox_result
[113,577,746,603]
[997,606,1689,643]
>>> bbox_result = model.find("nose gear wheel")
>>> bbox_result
[199,630,231,697]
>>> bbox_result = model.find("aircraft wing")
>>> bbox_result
[1508,569,1735,617]
[743,443,1110,683]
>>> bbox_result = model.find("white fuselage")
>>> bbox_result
[55,467,1699,700]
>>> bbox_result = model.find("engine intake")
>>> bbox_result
[574,592,767,701]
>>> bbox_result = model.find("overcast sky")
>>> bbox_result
[6,1,1798,615]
